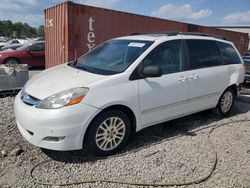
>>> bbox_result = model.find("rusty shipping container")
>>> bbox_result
[45,1,249,68]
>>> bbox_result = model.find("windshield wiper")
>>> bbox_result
[76,65,95,73]
[68,60,78,67]
[69,59,95,73]
[73,59,78,65]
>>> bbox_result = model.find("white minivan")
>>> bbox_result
[15,32,245,156]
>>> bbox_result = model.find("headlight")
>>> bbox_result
[0,54,2,57]
[36,87,88,109]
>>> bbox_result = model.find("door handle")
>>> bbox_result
[189,74,199,80]
[178,76,188,82]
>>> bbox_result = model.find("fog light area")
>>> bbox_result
[43,136,65,142]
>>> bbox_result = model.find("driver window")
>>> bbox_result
[30,44,44,52]
[142,40,184,74]
[30,44,42,52]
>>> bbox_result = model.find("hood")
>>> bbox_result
[25,64,107,99]
[0,50,16,55]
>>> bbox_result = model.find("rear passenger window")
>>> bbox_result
[142,40,184,74]
[217,42,241,64]
[186,40,221,69]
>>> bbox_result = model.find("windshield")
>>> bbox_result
[71,39,153,75]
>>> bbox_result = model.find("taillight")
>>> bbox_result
[243,63,247,73]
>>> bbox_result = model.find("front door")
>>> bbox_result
[138,39,189,127]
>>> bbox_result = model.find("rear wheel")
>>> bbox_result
[217,88,235,116]
[4,58,20,66]
[86,110,131,156]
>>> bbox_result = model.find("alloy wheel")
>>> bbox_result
[220,90,233,113]
[95,117,126,151]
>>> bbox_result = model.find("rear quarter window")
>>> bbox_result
[186,39,221,69]
[217,42,241,65]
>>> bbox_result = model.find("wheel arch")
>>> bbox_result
[82,104,137,147]
[227,84,238,97]
[217,84,237,106]
[216,84,237,116]
[3,57,21,64]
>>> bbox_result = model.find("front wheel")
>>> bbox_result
[86,110,131,156]
[217,88,235,116]
[4,58,20,66]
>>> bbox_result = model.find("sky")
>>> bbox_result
[0,0,250,27]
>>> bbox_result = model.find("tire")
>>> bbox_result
[86,110,131,156]
[217,88,235,116]
[4,58,20,66]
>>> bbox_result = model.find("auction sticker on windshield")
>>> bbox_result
[128,42,145,47]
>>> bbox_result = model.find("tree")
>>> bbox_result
[37,25,44,37]
[13,22,23,37]
[0,20,44,38]
[3,20,14,36]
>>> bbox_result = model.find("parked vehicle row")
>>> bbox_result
[0,37,45,51]
[245,49,250,56]
[242,56,250,82]
[0,36,8,42]
[15,32,245,156]
[0,41,45,67]
[0,39,28,49]
[0,43,24,51]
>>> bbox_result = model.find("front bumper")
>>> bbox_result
[14,92,101,151]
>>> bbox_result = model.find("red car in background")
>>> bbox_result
[0,41,45,68]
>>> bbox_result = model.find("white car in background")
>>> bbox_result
[0,36,8,42]
[0,39,28,49]
[14,32,245,156]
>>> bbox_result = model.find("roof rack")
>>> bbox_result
[130,31,227,40]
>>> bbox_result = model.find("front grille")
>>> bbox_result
[20,90,41,106]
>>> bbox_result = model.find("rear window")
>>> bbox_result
[217,42,241,65]
[186,40,221,69]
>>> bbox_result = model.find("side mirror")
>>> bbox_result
[142,65,162,78]
[26,48,31,53]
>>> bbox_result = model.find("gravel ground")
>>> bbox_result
[0,94,250,188]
